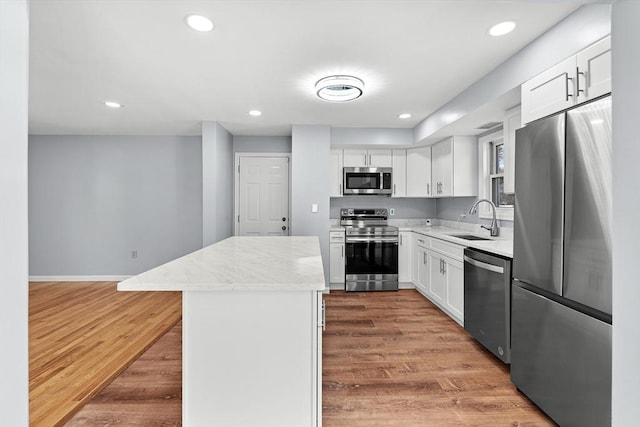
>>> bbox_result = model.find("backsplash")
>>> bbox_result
[330,196,436,219]
[436,197,513,228]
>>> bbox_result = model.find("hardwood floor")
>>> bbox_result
[54,288,553,426]
[66,322,182,426]
[322,290,555,426]
[29,281,181,427]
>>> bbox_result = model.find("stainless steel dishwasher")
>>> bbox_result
[463,248,512,363]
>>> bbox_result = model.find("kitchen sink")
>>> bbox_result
[448,234,492,241]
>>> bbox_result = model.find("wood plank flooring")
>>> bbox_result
[66,322,182,426]
[322,290,555,426]
[60,288,554,426]
[29,281,181,427]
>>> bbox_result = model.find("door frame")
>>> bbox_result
[234,152,292,236]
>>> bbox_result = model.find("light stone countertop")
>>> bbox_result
[118,236,326,292]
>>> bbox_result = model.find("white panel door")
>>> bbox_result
[238,156,289,236]
[427,251,446,305]
[445,257,464,324]
[392,149,406,197]
[398,232,412,283]
[329,149,343,197]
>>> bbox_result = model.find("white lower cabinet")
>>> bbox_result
[329,231,345,285]
[398,231,412,283]
[410,232,465,326]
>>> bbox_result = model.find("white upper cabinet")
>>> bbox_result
[503,106,522,194]
[522,35,611,125]
[521,56,575,125]
[329,149,343,197]
[576,36,611,103]
[391,149,407,197]
[343,148,392,168]
[431,136,477,198]
[406,146,431,197]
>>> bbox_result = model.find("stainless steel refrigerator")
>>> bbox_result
[511,95,612,427]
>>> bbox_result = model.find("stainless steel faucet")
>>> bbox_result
[469,199,500,237]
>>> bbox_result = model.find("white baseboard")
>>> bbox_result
[399,282,416,290]
[328,282,415,291]
[29,275,132,282]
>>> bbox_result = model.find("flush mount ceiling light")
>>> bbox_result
[489,21,516,36]
[186,14,214,32]
[104,101,122,108]
[398,113,412,119]
[249,110,262,117]
[315,75,364,102]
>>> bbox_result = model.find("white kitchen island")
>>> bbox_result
[118,236,326,427]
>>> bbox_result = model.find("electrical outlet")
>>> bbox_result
[131,250,138,259]
[389,208,395,216]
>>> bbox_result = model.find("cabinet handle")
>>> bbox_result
[566,74,574,101]
[363,154,367,166]
[321,300,326,331]
[369,154,372,165]
[442,260,446,274]
[341,245,344,258]
[393,184,396,195]
[418,239,425,244]
[423,252,427,264]
[576,67,585,96]
[399,234,403,245]
[427,183,430,195]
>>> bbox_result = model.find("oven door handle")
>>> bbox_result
[346,237,399,243]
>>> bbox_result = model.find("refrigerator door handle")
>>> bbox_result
[464,255,504,274]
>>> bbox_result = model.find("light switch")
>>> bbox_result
[311,203,318,213]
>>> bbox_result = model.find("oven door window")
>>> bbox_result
[345,173,381,190]
[345,241,398,275]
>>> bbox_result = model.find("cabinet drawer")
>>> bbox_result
[429,238,464,261]
[414,234,429,248]
[330,231,345,243]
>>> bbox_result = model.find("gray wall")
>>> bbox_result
[612,1,640,424]
[330,197,435,219]
[202,121,234,246]
[291,125,331,283]
[436,197,513,228]
[0,0,29,422]
[331,127,413,146]
[234,135,291,153]
[29,135,203,276]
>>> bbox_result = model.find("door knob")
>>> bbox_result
[282,226,287,231]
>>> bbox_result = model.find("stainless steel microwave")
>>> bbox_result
[343,167,392,195]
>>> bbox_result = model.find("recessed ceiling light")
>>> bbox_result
[315,75,364,102]
[489,21,516,36]
[186,15,214,32]
[398,113,412,119]
[104,101,122,108]
[249,110,262,117]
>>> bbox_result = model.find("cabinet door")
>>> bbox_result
[412,235,425,286]
[343,149,368,167]
[521,56,576,125]
[416,245,429,294]
[398,232,412,283]
[329,242,345,284]
[503,106,522,194]
[432,138,453,197]
[368,149,392,167]
[406,146,432,197]
[427,251,446,305]
[444,257,464,325]
[329,149,343,197]
[392,149,407,197]
[577,35,611,103]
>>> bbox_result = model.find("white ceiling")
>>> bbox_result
[28,1,580,137]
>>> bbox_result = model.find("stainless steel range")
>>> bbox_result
[340,208,399,292]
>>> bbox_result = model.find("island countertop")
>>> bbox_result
[117,236,326,292]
